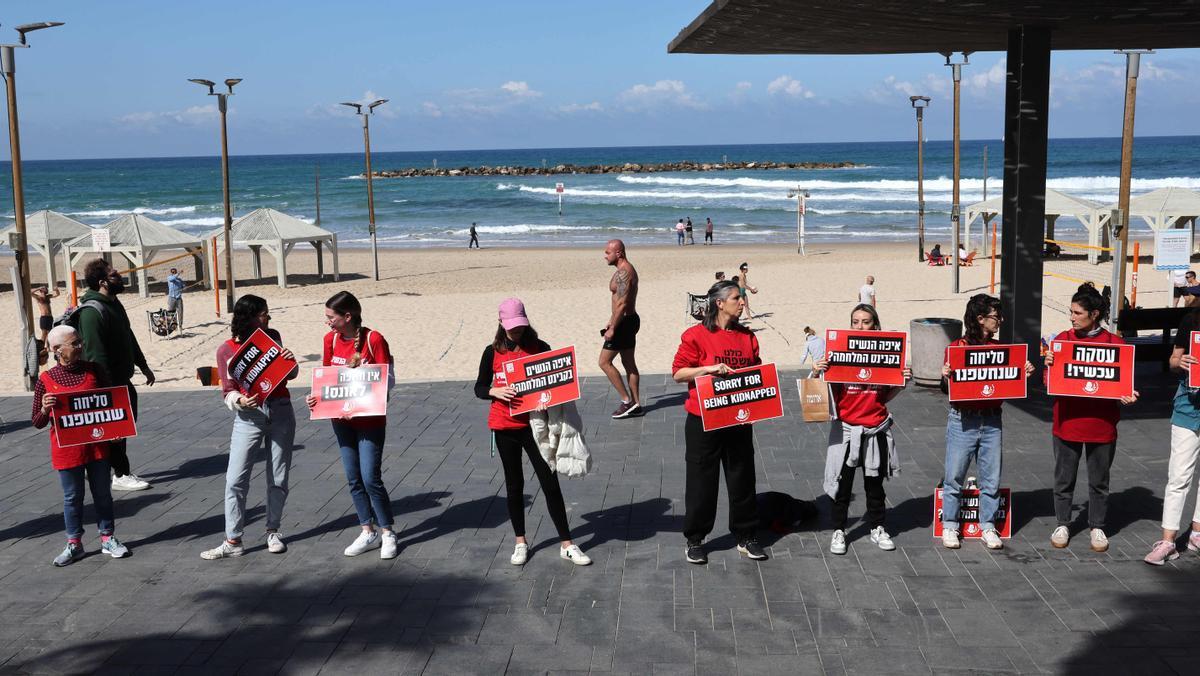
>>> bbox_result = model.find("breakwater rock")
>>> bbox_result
[368,159,861,178]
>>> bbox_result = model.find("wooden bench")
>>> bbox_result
[1116,307,1192,370]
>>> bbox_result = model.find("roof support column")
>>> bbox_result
[999,25,1051,360]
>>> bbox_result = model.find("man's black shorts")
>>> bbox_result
[1176,286,1187,298]
[603,313,640,351]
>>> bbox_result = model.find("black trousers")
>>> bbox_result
[1052,436,1116,529]
[469,234,479,248]
[683,414,758,543]
[108,381,138,477]
[494,427,571,540]
[831,439,888,531]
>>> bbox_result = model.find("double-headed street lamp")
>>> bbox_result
[2,21,63,378]
[341,98,387,281]
[189,77,241,309]
[909,95,931,262]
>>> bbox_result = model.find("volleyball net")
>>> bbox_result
[1042,238,1114,288]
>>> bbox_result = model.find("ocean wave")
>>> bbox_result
[617,174,1200,195]
[501,183,792,202]
[448,223,658,236]
[392,199,408,203]
[159,217,226,227]
[69,206,199,218]
[341,175,364,180]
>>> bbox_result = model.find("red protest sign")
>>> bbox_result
[823,330,907,386]
[53,386,137,448]
[309,365,389,420]
[694,362,784,432]
[933,486,1012,539]
[1189,331,1200,388]
[1046,340,1134,399]
[502,345,581,416]
[227,328,297,398]
[946,344,1028,402]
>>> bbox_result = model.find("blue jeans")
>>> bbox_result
[59,459,115,540]
[942,409,1003,531]
[225,398,294,540]
[332,422,393,528]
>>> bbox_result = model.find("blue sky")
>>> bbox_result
[1,1,1199,159]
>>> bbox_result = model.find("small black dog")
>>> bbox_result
[757,491,818,534]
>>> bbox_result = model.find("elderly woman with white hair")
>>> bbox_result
[31,325,130,566]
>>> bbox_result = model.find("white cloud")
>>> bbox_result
[115,104,218,131]
[736,81,752,91]
[422,101,443,118]
[556,101,603,114]
[617,80,706,111]
[500,81,542,98]
[766,75,814,99]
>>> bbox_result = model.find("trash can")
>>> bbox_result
[910,318,963,387]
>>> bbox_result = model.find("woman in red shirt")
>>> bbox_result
[473,298,591,566]
[812,304,911,556]
[672,280,767,564]
[1043,283,1138,552]
[306,291,398,560]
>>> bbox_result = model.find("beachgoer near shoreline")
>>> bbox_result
[201,295,297,560]
[800,326,825,367]
[704,217,714,245]
[1044,283,1138,552]
[32,285,59,365]
[672,280,767,564]
[685,217,695,245]
[166,267,185,331]
[813,303,909,555]
[858,276,876,306]
[469,222,480,249]
[33,325,130,566]
[474,298,591,567]
[737,262,758,319]
[675,219,686,246]
[306,291,399,560]
[929,244,944,265]
[601,239,642,419]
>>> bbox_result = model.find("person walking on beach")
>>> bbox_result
[704,217,714,245]
[601,239,642,419]
[672,280,767,564]
[474,298,592,567]
[859,276,876,307]
[1044,283,1138,552]
[306,291,399,559]
[75,259,154,492]
[1145,308,1200,564]
[685,217,695,245]
[812,304,909,555]
[800,326,825,367]
[737,262,758,320]
[32,325,130,566]
[166,267,185,331]
[675,219,686,246]
[201,295,298,560]
[938,294,1034,551]
[468,222,480,249]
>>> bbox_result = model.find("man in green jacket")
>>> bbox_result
[77,259,156,491]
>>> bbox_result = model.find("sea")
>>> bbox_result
[3,136,1199,248]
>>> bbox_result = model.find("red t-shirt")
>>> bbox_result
[671,324,761,417]
[945,337,1006,411]
[323,329,392,429]
[831,383,891,427]
[487,343,549,431]
[1049,328,1124,443]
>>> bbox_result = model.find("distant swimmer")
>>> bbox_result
[601,239,641,418]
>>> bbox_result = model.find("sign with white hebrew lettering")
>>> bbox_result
[946,344,1028,402]
[1046,340,1134,399]
[52,386,137,448]
[823,330,907,387]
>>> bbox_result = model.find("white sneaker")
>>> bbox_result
[1089,528,1109,553]
[266,532,287,554]
[870,526,896,551]
[380,531,398,559]
[830,529,847,555]
[510,542,529,565]
[111,474,151,491]
[981,529,1004,550]
[941,527,961,549]
[1050,525,1070,548]
[200,540,244,560]
[560,544,592,566]
[343,530,381,556]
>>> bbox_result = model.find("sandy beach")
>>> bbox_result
[0,240,1172,395]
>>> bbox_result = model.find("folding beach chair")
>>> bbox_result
[687,293,707,321]
[147,308,180,338]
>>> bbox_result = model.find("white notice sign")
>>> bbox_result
[90,228,111,252]
[1154,229,1191,271]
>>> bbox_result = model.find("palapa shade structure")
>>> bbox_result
[0,210,92,289]
[209,208,339,289]
[62,213,207,298]
[965,189,1112,263]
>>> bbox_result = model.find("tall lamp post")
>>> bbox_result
[943,51,970,293]
[189,77,241,309]
[341,98,387,281]
[1112,49,1153,323]
[909,95,930,261]
[2,21,63,375]
[788,187,809,255]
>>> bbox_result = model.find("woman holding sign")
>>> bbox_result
[202,295,298,560]
[672,280,768,564]
[812,304,910,555]
[474,298,591,566]
[1044,283,1138,553]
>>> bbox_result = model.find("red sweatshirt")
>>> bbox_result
[945,337,1006,411]
[31,361,110,470]
[323,328,392,429]
[671,324,761,417]
[1049,328,1124,443]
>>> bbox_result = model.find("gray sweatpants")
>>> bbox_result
[225,397,295,540]
[167,296,184,330]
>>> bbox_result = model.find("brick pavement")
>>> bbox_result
[0,367,1197,675]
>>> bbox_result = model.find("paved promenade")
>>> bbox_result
[0,368,1196,675]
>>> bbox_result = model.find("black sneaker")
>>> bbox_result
[612,401,641,419]
[737,539,768,561]
[685,541,707,564]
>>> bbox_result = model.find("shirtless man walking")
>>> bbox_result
[601,239,642,418]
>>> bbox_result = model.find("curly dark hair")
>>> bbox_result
[963,294,1003,344]
[230,294,268,342]
[83,258,111,291]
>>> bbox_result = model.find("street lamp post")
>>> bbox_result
[944,52,970,293]
[788,187,809,255]
[1112,49,1153,324]
[909,95,930,262]
[189,77,241,309]
[341,98,388,281]
[2,21,63,378]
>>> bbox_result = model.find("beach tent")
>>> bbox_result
[209,208,339,289]
[965,189,1111,264]
[1101,187,1200,253]
[0,210,92,289]
[62,213,208,298]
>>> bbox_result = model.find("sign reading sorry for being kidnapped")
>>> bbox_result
[52,385,137,448]
[1046,340,1135,399]
[503,345,581,415]
[823,330,907,386]
[694,362,784,431]
[946,344,1028,402]
[309,365,390,420]
[227,328,298,398]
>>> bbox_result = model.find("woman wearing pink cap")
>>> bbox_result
[474,298,591,566]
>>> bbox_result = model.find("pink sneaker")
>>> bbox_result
[1189,531,1200,553]
[1144,540,1179,566]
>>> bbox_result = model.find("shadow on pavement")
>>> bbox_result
[0,492,172,543]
